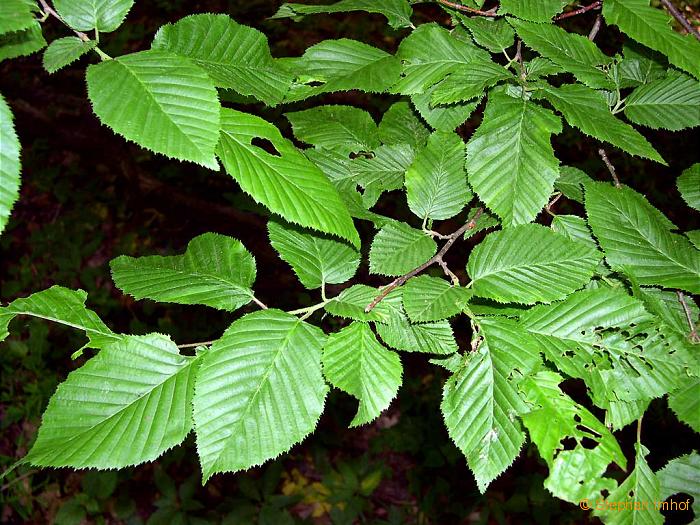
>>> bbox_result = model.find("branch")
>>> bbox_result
[365,208,484,312]
[598,148,621,188]
[555,1,602,20]
[436,0,497,16]
[676,291,700,343]
[659,0,700,41]
[37,0,90,42]
[588,14,603,40]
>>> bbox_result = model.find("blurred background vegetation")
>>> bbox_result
[1,1,699,523]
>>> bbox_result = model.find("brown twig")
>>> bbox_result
[588,14,603,40]
[676,291,700,343]
[37,0,91,41]
[436,0,498,16]
[365,209,484,312]
[598,149,621,188]
[555,1,602,20]
[659,0,700,41]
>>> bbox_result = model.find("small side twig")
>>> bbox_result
[365,209,484,312]
[436,0,498,16]
[598,148,621,188]
[588,14,603,40]
[676,291,700,343]
[37,0,90,42]
[177,341,216,349]
[555,1,602,20]
[659,0,700,41]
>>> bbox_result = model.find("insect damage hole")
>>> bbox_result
[251,137,281,157]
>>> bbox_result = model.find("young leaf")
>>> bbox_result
[624,71,700,130]
[375,306,458,355]
[519,371,626,469]
[668,376,700,433]
[677,163,700,211]
[478,316,543,376]
[585,182,700,293]
[152,14,293,106]
[554,166,595,203]
[110,233,257,311]
[543,84,665,164]
[271,0,414,30]
[324,285,403,323]
[0,93,20,235]
[0,22,46,62]
[509,18,614,89]
[635,286,700,339]
[499,0,566,22]
[86,50,221,169]
[369,222,437,276]
[285,105,379,154]
[405,131,471,221]
[441,343,528,493]
[350,144,415,204]
[268,219,360,290]
[603,0,700,80]
[458,15,515,53]
[378,101,430,148]
[0,286,120,349]
[0,0,36,35]
[466,91,562,226]
[657,452,700,516]
[551,215,598,250]
[393,23,489,94]
[53,0,134,33]
[430,61,513,105]
[402,275,472,322]
[193,310,328,481]
[467,224,601,304]
[283,39,401,102]
[27,334,200,468]
[322,322,402,427]
[594,445,663,525]
[42,36,96,74]
[411,88,480,131]
[217,108,360,248]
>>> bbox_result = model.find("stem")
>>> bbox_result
[436,0,498,16]
[636,415,643,444]
[37,0,91,42]
[598,148,621,188]
[365,208,484,312]
[287,301,328,316]
[659,0,700,41]
[555,1,602,20]
[177,340,215,349]
[94,47,112,60]
[251,295,268,310]
[588,14,603,40]
[676,291,700,343]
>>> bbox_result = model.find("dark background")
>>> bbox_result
[1,1,698,523]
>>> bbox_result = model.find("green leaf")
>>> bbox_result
[478,316,542,375]
[668,376,700,433]
[624,71,700,130]
[0,93,20,235]
[585,182,700,293]
[268,219,360,290]
[555,166,595,203]
[350,144,415,204]
[458,15,515,53]
[551,215,598,250]
[635,286,699,339]
[285,105,379,154]
[657,452,700,515]
[431,60,513,105]
[86,50,221,169]
[110,233,257,311]
[467,224,601,305]
[607,399,649,431]
[271,0,414,29]
[0,22,46,62]
[369,222,437,276]
[324,284,403,323]
[411,87,480,131]
[617,42,667,87]
[375,306,458,354]
[687,230,700,250]
[594,444,663,525]
[463,206,500,240]
[499,0,566,22]
[519,370,626,469]
[405,131,470,221]
[441,344,527,493]
[217,108,359,248]
[283,39,401,102]
[544,446,619,504]
[403,275,472,322]
[151,14,293,106]
[543,84,665,164]
[27,334,200,468]
[53,0,134,32]
[678,163,700,211]
[525,57,565,78]
[378,101,430,149]
[42,36,96,74]
[0,286,120,349]
[393,23,488,94]
[322,322,402,427]
[0,0,36,35]
[466,91,562,226]
[193,310,328,481]
[603,0,700,80]
[509,18,614,89]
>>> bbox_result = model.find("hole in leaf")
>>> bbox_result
[580,436,598,450]
[561,437,577,451]
[349,151,374,160]
[251,137,281,157]
[305,80,324,87]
